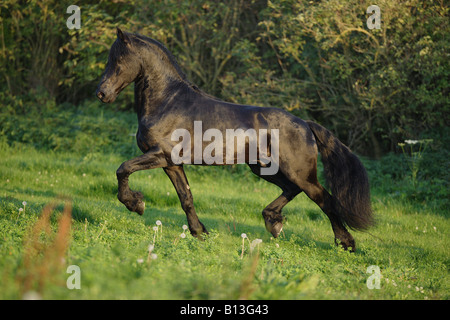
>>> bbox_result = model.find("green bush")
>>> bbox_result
[0,95,139,157]
[0,0,448,156]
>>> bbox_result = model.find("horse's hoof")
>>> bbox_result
[335,237,356,252]
[265,219,283,238]
[189,223,208,239]
[130,191,145,215]
[271,222,283,238]
[135,201,145,215]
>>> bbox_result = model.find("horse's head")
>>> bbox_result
[96,28,141,103]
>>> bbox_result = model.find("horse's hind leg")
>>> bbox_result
[163,166,208,238]
[249,164,301,237]
[299,180,355,251]
[278,158,355,250]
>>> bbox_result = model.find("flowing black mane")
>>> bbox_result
[129,33,191,84]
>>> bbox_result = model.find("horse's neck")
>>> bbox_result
[134,69,189,120]
[134,48,193,119]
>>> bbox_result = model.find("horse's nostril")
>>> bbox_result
[97,91,105,100]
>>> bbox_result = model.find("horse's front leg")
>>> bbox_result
[116,148,167,215]
[163,166,208,238]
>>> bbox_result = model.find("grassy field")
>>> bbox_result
[0,103,448,300]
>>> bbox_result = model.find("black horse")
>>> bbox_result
[96,29,373,251]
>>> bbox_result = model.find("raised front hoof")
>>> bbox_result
[265,219,283,238]
[133,200,145,216]
[120,191,145,215]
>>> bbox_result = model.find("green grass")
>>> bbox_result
[0,103,448,300]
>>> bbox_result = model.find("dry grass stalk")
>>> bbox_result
[19,198,72,296]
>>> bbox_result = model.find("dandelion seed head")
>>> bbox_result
[180,233,186,238]
[22,291,42,300]
[251,239,262,246]
[148,244,154,252]
[152,226,158,232]
[182,224,188,230]
[156,220,162,226]
[241,233,247,239]
[18,208,23,212]
[22,201,27,206]
[137,258,144,264]
[150,253,157,260]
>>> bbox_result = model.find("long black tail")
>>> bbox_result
[306,121,374,230]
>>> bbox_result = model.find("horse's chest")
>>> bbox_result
[136,128,154,153]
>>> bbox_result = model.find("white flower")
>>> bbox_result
[148,244,154,252]
[180,233,186,238]
[18,208,23,212]
[405,140,419,145]
[22,201,27,206]
[250,239,263,252]
[152,226,158,232]
[241,233,247,239]
[150,253,157,260]
[182,225,188,230]
[156,220,162,226]
[137,258,144,264]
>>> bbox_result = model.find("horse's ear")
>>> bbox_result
[116,27,130,45]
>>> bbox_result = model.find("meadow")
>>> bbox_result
[0,102,448,300]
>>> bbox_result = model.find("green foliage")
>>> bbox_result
[229,0,449,156]
[0,93,139,156]
[1,0,448,156]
